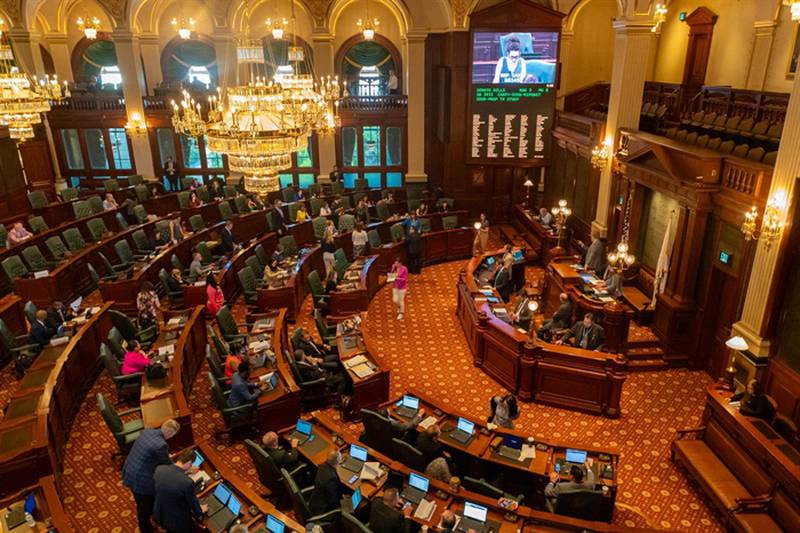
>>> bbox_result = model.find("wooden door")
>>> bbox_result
[681,8,718,87]
[698,265,739,377]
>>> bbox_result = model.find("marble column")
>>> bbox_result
[745,21,777,91]
[404,31,427,184]
[44,33,72,82]
[555,30,574,111]
[139,34,163,90]
[312,31,336,182]
[593,20,654,236]
[112,29,155,178]
[732,69,800,357]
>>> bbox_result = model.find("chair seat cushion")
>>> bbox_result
[731,512,781,533]
[123,419,145,434]
[124,429,143,446]
[673,439,751,510]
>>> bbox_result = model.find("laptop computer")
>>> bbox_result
[486,257,496,267]
[512,249,524,262]
[450,417,475,445]
[201,483,231,516]
[265,514,285,533]
[192,450,205,469]
[564,448,588,468]
[207,493,241,533]
[496,435,523,460]
[351,487,363,511]
[287,419,313,445]
[341,443,368,473]
[395,394,420,418]
[259,371,279,391]
[457,501,488,533]
[401,473,429,504]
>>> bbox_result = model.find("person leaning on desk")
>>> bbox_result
[729,379,776,422]
[152,449,206,533]
[369,487,413,533]
[544,460,596,511]
[227,361,265,408]
[558,313,605,351]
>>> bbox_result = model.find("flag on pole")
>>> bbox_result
[651,215,674,309]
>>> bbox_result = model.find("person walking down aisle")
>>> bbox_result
[390,259,408,320]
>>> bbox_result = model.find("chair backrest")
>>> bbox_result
[712,114,727,127]
[685,132,698,144]
[338,214,356,232]
[27,190,48,209]
[554,490,611,522]
[134,184,149,201]
[115,240,135,264]
[334,248,347,264]
[280,468,312,522]
[420,218,432,234]
[308,270,325,298]
[334,257,349,279]
[290,327,304,350]
[87,263,101,285]
[279,235,298,255]
[206,348,225,379]
[197,186,210,203]
[390,223,404,243]
[104,178,120,191]
[0,319,18,350]
[238,266,258,294]
[737,117,755,132]
[155,221,170,243]
[88,195,104,214]
[107,327,127,358]
[437,197,455,210]
[281,188,294,203]
[746,147,766,162]
[310,198,325,217]
[100,343,122,377]
[751,119,770,135]
[255,244,269,269]
[2,255,29,283]
[96,393,124,435]
[766,122,783,138]
[28,216,48,234]
[208,372,228,409]
[701,112,717,125]
[177,191,191,209]
[696,134,710,147]
[732,144,750,158]
[219,200,234,220]
[109,309,138,340]
[361,409,395,455]
[442,215,458,230]
[87,218,108,241]
[312,216,327,239]
[706,137,722,150]
[216,306,238,338]
[234,195,249,214]
[763,151,778,165]
[22,246,48,272]
[73,200,92,219]
[719,140,735,154]
[132,229,151,253]
[62,228,86,251]
[208,325,229,357]
[724,115,741,129]
[197,241,213,263]
[46,236,68,261]
[367,230,381,248]
[288,203,300,223]
[133,205,148,224]
[463,476,504,499]
[392,437,427,471]
[23,301,37,327]
[115,212,130,230]
[171,254,184,272]
[98,252,118,277]
[159,268,175,296]
[128,174,144,186]
[245,256,262,277]
[189,214,205,232]
[60,187,79,201]
[244,439,287,494]
[0,224,7,247]
[223,185,237,198]
[376,200,390,220]
[345,511,373,533]
[675,129,688,141]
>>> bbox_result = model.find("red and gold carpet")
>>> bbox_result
[54,259,723,532]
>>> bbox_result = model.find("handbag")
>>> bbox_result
[145,362,167,380]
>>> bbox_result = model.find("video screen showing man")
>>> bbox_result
[472,31,557,85]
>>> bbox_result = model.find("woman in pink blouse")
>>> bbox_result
[390,259,408,320]
[205,273,225,316]
[121,340,150,375]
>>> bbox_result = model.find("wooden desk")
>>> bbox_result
[0,476,76,532]
[457,252,627,418]
[140,306,207,450]
[257,245,324,322]
[0,303,112,497]
[512,204,564,262]
[0,294,24,365]
[329,256,381,316]
[339,325,391,413]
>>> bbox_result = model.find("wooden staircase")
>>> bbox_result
[626,339,669,371]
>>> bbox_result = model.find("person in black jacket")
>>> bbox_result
[30,310,56,347]
[440,510,458,532]
[730,379,776,422]
[152,449,206,533]
[538,293,573,341]
[309,450,342,515]
[369,488,412,533]
[45,301,74,330]
[218,221,236,255]
[261,431,302,470]
[406,226,422,274]
[294,349,345,395]
[272,200,287,235]
[493,259,512,302]
[415,425,449,465]
[165,269,184,293]
[298,329,337,364]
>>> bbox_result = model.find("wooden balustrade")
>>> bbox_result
[50,95,126,112]
[720,157,773,200]
[554,110,605,145]
[338,95,408,112]
[563,82,610,115]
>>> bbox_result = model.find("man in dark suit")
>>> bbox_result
[369,488,412,533]
[493,260,512,302]
[415,424,449,465]
[298,329,338,367]
[165,269,184,293]
[217,221,236,255]
[309,450,342,516]
[544,461,596,510]
[29,310,56,348]
[581,230,606,273]
[272,199,287,235]
[45,301,74,330]
[559,313,605,351]
[294,350,346,396]
[227,361,264,408]
[440,510,458,533]
[329,164,342,183]
[164,156,179,192]
[261,431,301,470]
[538,293,573,340]
[153,449,206,533]
[123,420,181,533]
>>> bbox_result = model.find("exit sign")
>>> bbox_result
[679,11,687,21]
[719,251,732,265]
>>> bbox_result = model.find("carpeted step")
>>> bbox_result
[628,358,670,371]
[627,346,665,359]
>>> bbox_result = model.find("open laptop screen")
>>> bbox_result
[266,514,285,533]
[565,448,587,464]
[457,417,475,435]
[402,395,419,409]
[409,473,429,493]
[296,419,312,436]
[351,488,362,509]
[350,444,368,462]
[227,494,241,516]
[193,451,205,469]
[464,501,488,522]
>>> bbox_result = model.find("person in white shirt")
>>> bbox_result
[352,223,369,257]
[102,193,119,211]
[387,69,399,94]
[319,202,332,217]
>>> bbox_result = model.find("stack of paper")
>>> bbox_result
[359,462,383,481]
[519,444,536,461]
[249,340,270,353]
[158,344,176,356]
[167,317,184,327]
[419,416,438,430]
[351,363,374,378]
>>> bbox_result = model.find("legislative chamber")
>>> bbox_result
[1,0,800,532]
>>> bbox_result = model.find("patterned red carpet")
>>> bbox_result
[50,259,723,532]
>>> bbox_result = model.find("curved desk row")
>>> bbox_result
[0,303,112,497]
[457,251,627,418]
[0,476,76,532]
[257,245,324,322]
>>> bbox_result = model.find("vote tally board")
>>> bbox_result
[469,84,555,162]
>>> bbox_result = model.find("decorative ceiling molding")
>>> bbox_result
[304,0,333,28]
[0,0,21,27]
[96,0,127,26]
[207,0,236,28]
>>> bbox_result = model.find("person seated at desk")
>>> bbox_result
[121,192,138,220]
[537,293,573,341]
[228,361,264,408]
[298,329,337,361]
[509,296,535,330]
[188,252,206,283]
[493,258,513,302]
[209,180,223,200]
[137,281,161,331]
[122,340,152,375]
[293,349,345,397]
[271,244,286,267]
[206,274,225,316]
[599,265,623,299]
[378,405,425,436]
[730,379,776,422]
[355,197,369,224]
[224,345,245,378]
[46,301,74,330]
[168,216,183,244]
[369,487,412,533]
[309,450,342,516]
[218,220,236,255]
[404,213,422,235]
[261,431,302,470]
[416,201,429,217]
[30,310,57,348]
[296,204,310,223]
[558,313,605,351]
[416,424,453,466]
[166,269,184,293]
[103,192,119,211]
[440,510,462,533]
[320,201,332,218]
[537,207,554,227]
[386,191,396,204]
[544,461,596,509]
[248,194,264,210]
[152,449,206,533]
[577,230,606,273]
[425,457,452,483]
[263,263,286,287]
[188,191,202,208]
[7,222,33,247]
[325,219,338,239]
[294,188,306,202]
[489,394,519,429]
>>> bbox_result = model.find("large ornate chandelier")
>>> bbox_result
[0,19,68,142]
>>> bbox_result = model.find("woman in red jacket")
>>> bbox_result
[205,273,225,316]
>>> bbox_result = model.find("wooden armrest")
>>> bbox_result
[118,407,142,417]
[675,426,706,438]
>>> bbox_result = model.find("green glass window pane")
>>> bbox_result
[341,127,358,167]
[84,129,108,169]
[108,128,132,170]
[69,176,84,187]
[365,172,381,188]
[204,136,224,168]
[386,172,403,187]
[180,135,202,168]
[61,129,83,169]
[363,126,380,167]
[343,172,358,189]
[297,137,313,168]
[386,127,402,166]
[157,128,177,164]
[279,174,294,188]
[298,173,315,189]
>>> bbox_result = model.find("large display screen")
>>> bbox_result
[469,31,558,162]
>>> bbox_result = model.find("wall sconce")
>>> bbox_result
[741,206,758,241]
[591,139,611,169]
[652,3,667,32]
[607,241,635,271]
[77,15,100,40]
[125,112,148,137]
[171,17,195,40]
[761,198,784,249]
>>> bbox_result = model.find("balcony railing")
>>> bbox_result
[338,95,408,112]
[50,95,126,112]
[720,158,772,201]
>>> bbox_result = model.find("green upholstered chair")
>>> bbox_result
[87,218,109,241]
[114,240,139,267]
[313,309,336,345]
[73,200,92,219]
[22,245,53,271]
[177,191,191,209]
[312,216,327,240]
[62,228,86,251]
[436,197,455,210]
[361,409,398,454]
[255,245,269,270]
[216,306,248,350]
[419,218,432,234]
[98,251,130,276]
[0,224,8,247]
[281,188,294,203]
[307,271,328,309]
[155,221,170,243]
[223,185,237,198]
[390,223,405,243]
[310,198,325,217]
[197,186,210,203]
[116,212,130,230]
[367,230,381,249]
[237,266,259,305]
[171,254,187,275]
[27,216,48,234]
[104,178,120,191]
[218,200,234,220]
[196,241,216,264]
[88,263,115,285]
[279,235,298,255]
[442,215,458,230]
[127,174,144,186]
[0,318,38,359]
[281,467,341,526]
[134,184,149,202]
[392,437,427,471]
[245,256,262,279]
[96,392,144,457]
[234,195,249,214]
[109,309,157,346]
[133,205,148,224]
[376,200,391,221]
[209,372,256,436]
[132,229,153,255]
[338,214,355,232]
[23,301,37,327]
[344,511,373,533]
[2,256,29,287]
[27,190,48,209]
[45,236,69,261]
[288,203,300,223]
[100,343,141,403]
[106,327,127,359]
[189,214,205,232]
[60,187,79,201]
[87,195,104,214]
[244,439,307,503]
[158,268,184,306]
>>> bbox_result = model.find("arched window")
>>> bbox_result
[99,65,121,88]
[338,38,400,96]
[262,36,314,80]
[161,38,217,87]
[72,37,118,85]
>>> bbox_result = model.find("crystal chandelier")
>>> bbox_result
[652,3,667,32]
[591,139,611,169]
[266,17,288,40]
[0,19,68,142]
[171,17,195,40]
[357,0,380,40]
[77,15,101,40]
[171,89,209,137]
[784,1,800,21]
